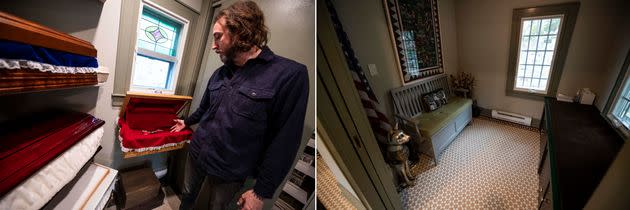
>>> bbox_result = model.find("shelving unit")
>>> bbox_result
[273,136,315,210]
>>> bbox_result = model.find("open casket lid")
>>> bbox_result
[118,92,193,159]
[120,92,192,121]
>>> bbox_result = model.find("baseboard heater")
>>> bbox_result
[491,110,532,126]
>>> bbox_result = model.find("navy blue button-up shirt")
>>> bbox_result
[184,46,309,199]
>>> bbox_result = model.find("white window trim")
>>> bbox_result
[129,0,190,94]
[512,14,565,95]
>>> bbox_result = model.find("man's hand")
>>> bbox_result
[170,119,186,132]
[237,189,263,210]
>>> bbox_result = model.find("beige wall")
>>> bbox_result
[594,3,630,111]
[584,8,629,209]
[455,0,628,119]
[331,0,459,119]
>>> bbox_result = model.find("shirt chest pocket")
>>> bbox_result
[231,86,275,121]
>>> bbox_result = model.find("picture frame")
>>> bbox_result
[383,0,444,84]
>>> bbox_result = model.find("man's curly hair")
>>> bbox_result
[215,0,268,52]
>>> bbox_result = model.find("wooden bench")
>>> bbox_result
[391,74,472,164]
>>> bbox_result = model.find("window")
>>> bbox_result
[130,3,188,94]
[506,3,579,98]
[605,49,630,138]
[611,80,630,128]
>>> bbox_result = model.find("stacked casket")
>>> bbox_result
[0,111,106,209]
[0,11,100,95]
[0,11,116,209]
[118,92,193,158]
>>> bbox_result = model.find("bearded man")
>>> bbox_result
[170,1,309,209]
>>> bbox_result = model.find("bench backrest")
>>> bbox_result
[390,74,452,118]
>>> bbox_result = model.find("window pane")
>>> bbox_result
[132,54,171,89]
[523,78,531,88]
[533,65,542,78]
[541,19,551,35]
[550,18,561,34]
[546,36,557,50]
[137,39,155,51]
[539,79,548,90]
[518,65,525,77]
[522,20,531,36]
[532,78,540,88]
[538,36,549,50]
[526,65,534,77]
[519,52,527,64]
[520,36,529,50]
[527,52,536,64]
[531,19,541,35]
[137,7,182,57]
[529,36,539,50]
[535,52,545,64]
[544,52,554,65]
[542,66,550,79]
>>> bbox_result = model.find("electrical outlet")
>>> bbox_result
[368,64,378,76]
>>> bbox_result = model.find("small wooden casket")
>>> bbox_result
[118,92,193,158]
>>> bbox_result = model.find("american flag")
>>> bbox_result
[324,0,393,142]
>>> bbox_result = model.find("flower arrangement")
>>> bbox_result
[450,72,475,92]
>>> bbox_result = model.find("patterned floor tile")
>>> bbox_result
[402,118,539,209]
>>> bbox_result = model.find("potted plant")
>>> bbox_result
[450,72,481,117]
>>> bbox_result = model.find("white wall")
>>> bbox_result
[454,0,628,119]
[330,0,459,119]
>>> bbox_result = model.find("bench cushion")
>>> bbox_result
[411,97,472,137]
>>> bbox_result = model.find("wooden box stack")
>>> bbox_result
[115,167,164,210]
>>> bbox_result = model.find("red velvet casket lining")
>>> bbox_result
[125,97,186,131]
[0,111,104,197]
[118,118,192,149]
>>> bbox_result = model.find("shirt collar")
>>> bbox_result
[255,46,274,63]
[225,46,274,71]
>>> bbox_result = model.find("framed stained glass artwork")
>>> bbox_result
[384,0,444,84]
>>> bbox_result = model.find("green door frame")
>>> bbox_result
[317,2,402,209]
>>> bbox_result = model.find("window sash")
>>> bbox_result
[513,15,564,94]
[131,54,174,90]
[611,75,630,130]
[129,1,188,94]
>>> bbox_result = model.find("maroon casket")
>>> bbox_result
[118,92,193,158]
[0,111,104,197]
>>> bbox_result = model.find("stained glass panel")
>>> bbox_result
[136,8,181,56]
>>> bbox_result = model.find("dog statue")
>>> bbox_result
[386,123,416,187]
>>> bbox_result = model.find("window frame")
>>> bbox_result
[129,0,189,94]
[506,2,579,99]
[604,49,630,140]
[112,0,212,106]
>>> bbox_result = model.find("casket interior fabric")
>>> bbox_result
[118,93,192,153]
